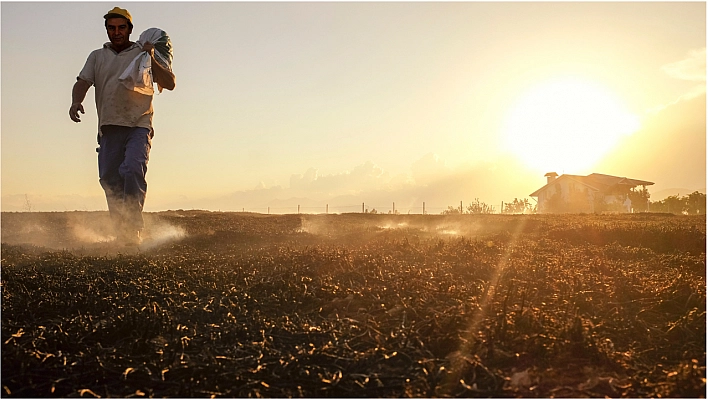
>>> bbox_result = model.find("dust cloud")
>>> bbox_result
[72,224,116,243]
[1,212,187,255]
[296,214,485,240]
[140,222,187,250]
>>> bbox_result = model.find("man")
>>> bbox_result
[69,7,175,245]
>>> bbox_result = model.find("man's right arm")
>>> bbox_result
[69,78,92,122]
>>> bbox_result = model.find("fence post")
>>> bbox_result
[362,202,365,213]
[326,204,328,214]
[423,202,426,215]
[393,202,395,214]
[460,201,463,214]
[298,205,300,214]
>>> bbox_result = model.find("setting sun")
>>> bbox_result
[502,77,641,174]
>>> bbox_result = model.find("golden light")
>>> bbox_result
[501,77,640,174]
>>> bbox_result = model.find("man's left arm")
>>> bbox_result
[143,42,175,91]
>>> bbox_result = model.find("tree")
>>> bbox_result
[502,198,535,214]
[649,195,686,214]
[595,197,629,213]
[648,192,705,214]
[628,186,650,212]
[546,188,592,213]
[685,191,706,214]
[567,187,593,213]
[546,191,567,214]
[441,199,495,214]
[441,206,462,215]
[23,194,33,212]
[663,195,687,214]
[466,198,495,214]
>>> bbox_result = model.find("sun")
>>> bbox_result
[501,77,640,174]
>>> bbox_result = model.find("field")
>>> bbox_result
[1,211,705,398]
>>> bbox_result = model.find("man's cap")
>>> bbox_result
[104,7,132,24]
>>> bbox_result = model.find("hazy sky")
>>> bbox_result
[2,2,705,213]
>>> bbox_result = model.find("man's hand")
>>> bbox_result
[70,79,91,122]
[69,102,85,122]
[143,41,176,91]
[142,42,155,56]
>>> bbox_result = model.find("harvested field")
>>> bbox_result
[1,211,705,397]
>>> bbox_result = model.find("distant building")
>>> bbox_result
[530,172,654,214]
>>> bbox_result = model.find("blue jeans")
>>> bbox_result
[98,125,152,232]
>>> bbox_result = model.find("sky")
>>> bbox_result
[2,1,706,213]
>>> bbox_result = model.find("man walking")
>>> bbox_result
[69,7,175,245]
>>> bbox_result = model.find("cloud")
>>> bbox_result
[662,48,706,82]
[289,167,318,190]
[650,48,707,113]
[167,155,541,213]
[3,155,544,214]
[411,152,451,184]
[287,161,392,196]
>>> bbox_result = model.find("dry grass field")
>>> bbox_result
[1,211,705,397]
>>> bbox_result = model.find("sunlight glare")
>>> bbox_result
[502,78,640,173]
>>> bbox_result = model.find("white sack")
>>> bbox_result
[118,28,173,95]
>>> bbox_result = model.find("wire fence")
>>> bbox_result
[229,201,508,215]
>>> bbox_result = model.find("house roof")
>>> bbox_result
[529,173,654,197]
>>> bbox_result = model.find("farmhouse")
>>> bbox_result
[530,172,654,214]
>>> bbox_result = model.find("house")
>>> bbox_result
[530,172,654,214]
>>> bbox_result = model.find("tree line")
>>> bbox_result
[440,190,706,215]
[441,198,535,215]
[648,191,706,214]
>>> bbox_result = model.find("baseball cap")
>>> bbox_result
[104,7,132,24]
